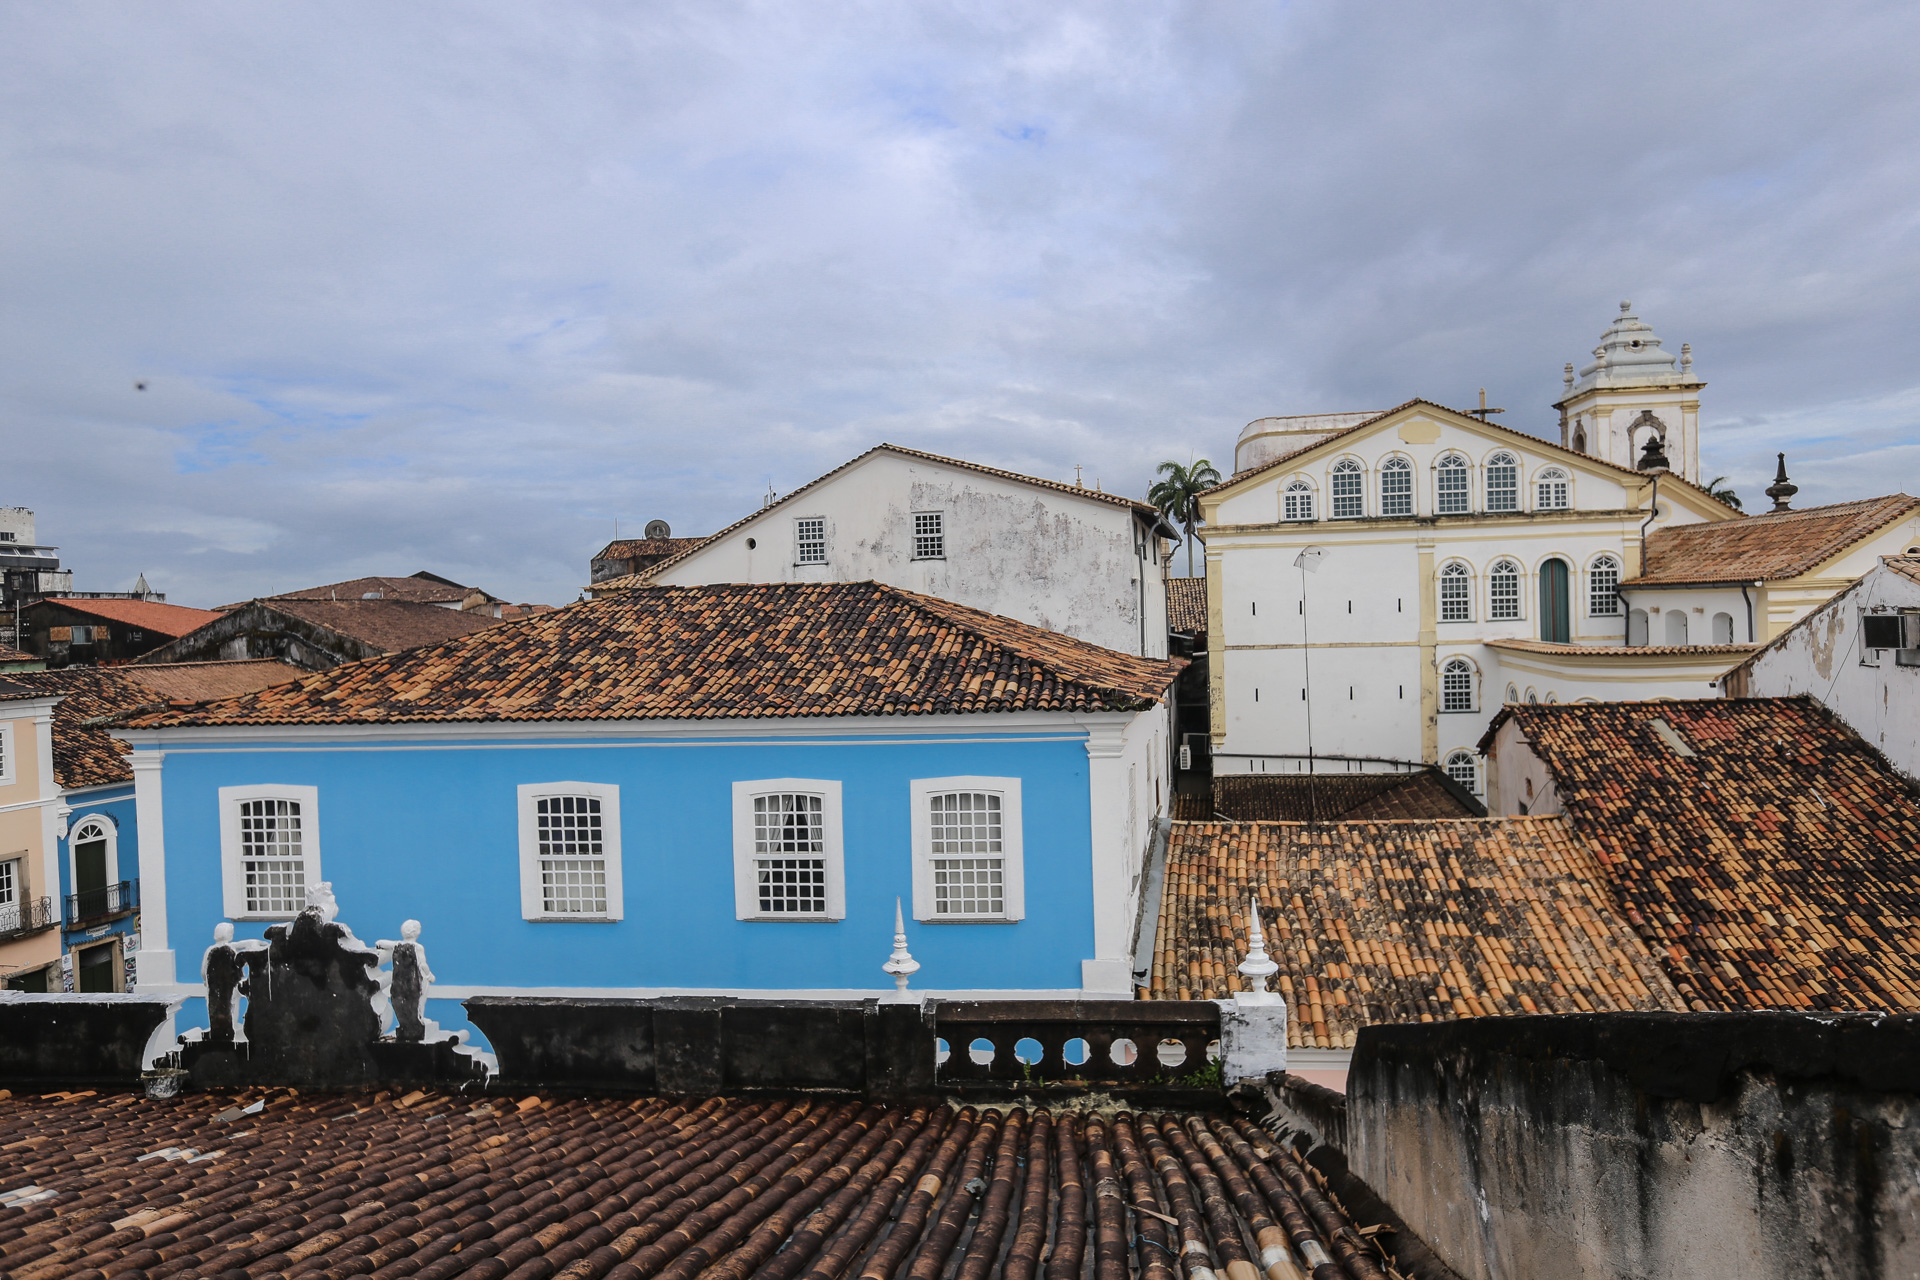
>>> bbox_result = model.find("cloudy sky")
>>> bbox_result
[5,2,1918,605]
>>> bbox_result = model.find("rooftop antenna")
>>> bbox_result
[1468,388,1505,421]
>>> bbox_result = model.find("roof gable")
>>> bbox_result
[1201,399,1734,522]
[595,444,1162,589]
[38,597,222,636]
[121,582,1181,730]
[1631,494,1920,586]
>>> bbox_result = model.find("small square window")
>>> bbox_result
[913,511,945,560]
[911,777,1023,922]
[219,784,322,920]
[733,780,844,920]
[795,517,827,565]
[1863,615,1903,649]
[518,783,623,921]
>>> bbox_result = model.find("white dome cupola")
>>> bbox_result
[1554,301,1705,482]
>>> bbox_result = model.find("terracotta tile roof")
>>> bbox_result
[3,662,306,789]
[264,597,506,650]
[259,571,496,607]
[596,444,1165,588]
[123,582,1181,729]
[1166,577,1207,634]
[1884,554,1920,586]
[1202,398,1729,509]
[0,1089,1390,1280]
[1148,818,1685,1047]
[596,536,709,561]
[1493,698,1920,1013]
[1630,494,1920,585]
[1211,771,1480,822]
[1484,638,1755,658]
[0,644,34,664]
[38,598,220,638]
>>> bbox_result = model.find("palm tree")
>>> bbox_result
[1706,477,1743,511]
[1149,458,1223,578]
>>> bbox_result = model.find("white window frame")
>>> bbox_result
[1488,558,1523,620]
[1379,456,1415,517]
[731,779,845,922]
[1438,561,1473,622]
[911,511,945,561]
[1434,453,1470,515]
[1588,555,1623,616]
[1282,479,1315,522]
[0,721,13,787]
[68,813,120,895]
[794,516,827,565]
[1440,658,1477,713]
[1535,467,1571,511]
[1330,458,1365,519]
[1485,451,1520,512]
[910,775,1024,923]
[219,784,321,921]
[1443,750,1481,795]
[517,781,624,922]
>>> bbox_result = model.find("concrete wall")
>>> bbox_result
[1347,1013,1920,1280]
[650,449,1170,659]
[1736,563,1920,780]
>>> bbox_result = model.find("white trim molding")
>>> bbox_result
[66,811,120,894]
[516,781,624,922]
[131,753,175,987]
[909,775,1024,923]
[0,720,14,787]
[218,783,321,921]
[730,778,846,922]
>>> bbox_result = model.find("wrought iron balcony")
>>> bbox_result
[0,896,56,942]
[64,880,138,927]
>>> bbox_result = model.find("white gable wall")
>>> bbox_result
[651,451,1169,659]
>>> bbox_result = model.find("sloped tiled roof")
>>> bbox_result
[1884,554,1920,587]
[0,1090,1394,1280]
[257,572,496,606]
[1166,577,1207,634]
[123,582,1181,729]
[1493,698,1920,1013]
[1630,494,1920,585]
[595,444,1164,589]
[0,643,35,664]
[3,661,304,788]
[1484,638,1755,658]
[1148,818,1686,1047]
[1202,398,1729,510]
[38,598,220,637]
[1211,770,1480,822]
[264,598,505,650]
[595,536,708,561]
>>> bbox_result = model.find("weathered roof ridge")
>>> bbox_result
[1630,493,1920,585]
[595,443,1162,589]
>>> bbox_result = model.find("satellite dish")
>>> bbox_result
[643,519,671,540]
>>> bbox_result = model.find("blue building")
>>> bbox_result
[117,583,1179,1045]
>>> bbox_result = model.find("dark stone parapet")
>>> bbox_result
[0,994,176,1089]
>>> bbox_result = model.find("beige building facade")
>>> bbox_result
[0,683,65,990]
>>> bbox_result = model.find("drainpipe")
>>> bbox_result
[1740,582,1755,644]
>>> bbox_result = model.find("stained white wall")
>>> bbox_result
[649,450,1170,658]
[1737,562,1920,780]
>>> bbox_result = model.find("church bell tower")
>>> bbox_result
[1553,301,1704,483]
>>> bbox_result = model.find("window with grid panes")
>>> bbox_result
[1535,468,1570,510]
[1380,457,1413,515]
[1438,562,1472,621]
[1444,751,1479,793]
[911,512,944,560]
[1441,658,1475,712]
[1330,459,1364,518]
[1488,559,1522,620]
[1435,454,1470,514]
[1282,480,1314,522]
[795,517,826,564]
[1485,452,1519,512]
[239,798,307,915]
[536,795,607,915]
[929,792,1003,915]
[0,858,17,933]
[752,793,827,914]
[1589,555,1622,615]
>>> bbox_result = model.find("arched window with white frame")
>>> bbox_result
[1438,561,1473,622]
[1535,466,1570,510]
[1282,478,1316,522]
[1440,657,1477,712]
[1435,452,1470,514]
[1380,456,1414,516]
[1485,451,1520,512]
[68,815,123,921]
[1488,558,1522,620]
[1588,554,1622,616]
[1443,749,1480,794]
[1330,458,1364,518]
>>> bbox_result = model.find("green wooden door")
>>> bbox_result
[77,942,116,993]
[75,836,108,918]
[1539,559,1571,643]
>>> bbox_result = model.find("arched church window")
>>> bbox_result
[1282,479,1315,522]
[1443,750,1480,793]
[1380,456,1414,516]
[1488,559,1522,620]
[1505,683,1519,704]
[1588,555,1622,616]
[1572,424,1587,453]
[1441,658,1476,712]
[1435,453,1470,514]
[1438,562,1472,622]
[1664,610,1689,646]
[1712,612,1735,644]
[1536,467,1570,510]
[1330,459,1364,518]
[1485,452,1519,512]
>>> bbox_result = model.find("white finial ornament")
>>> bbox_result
[1620,299,1632,314]
[881,898,920,1002]
[1236,894,1282,1005]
